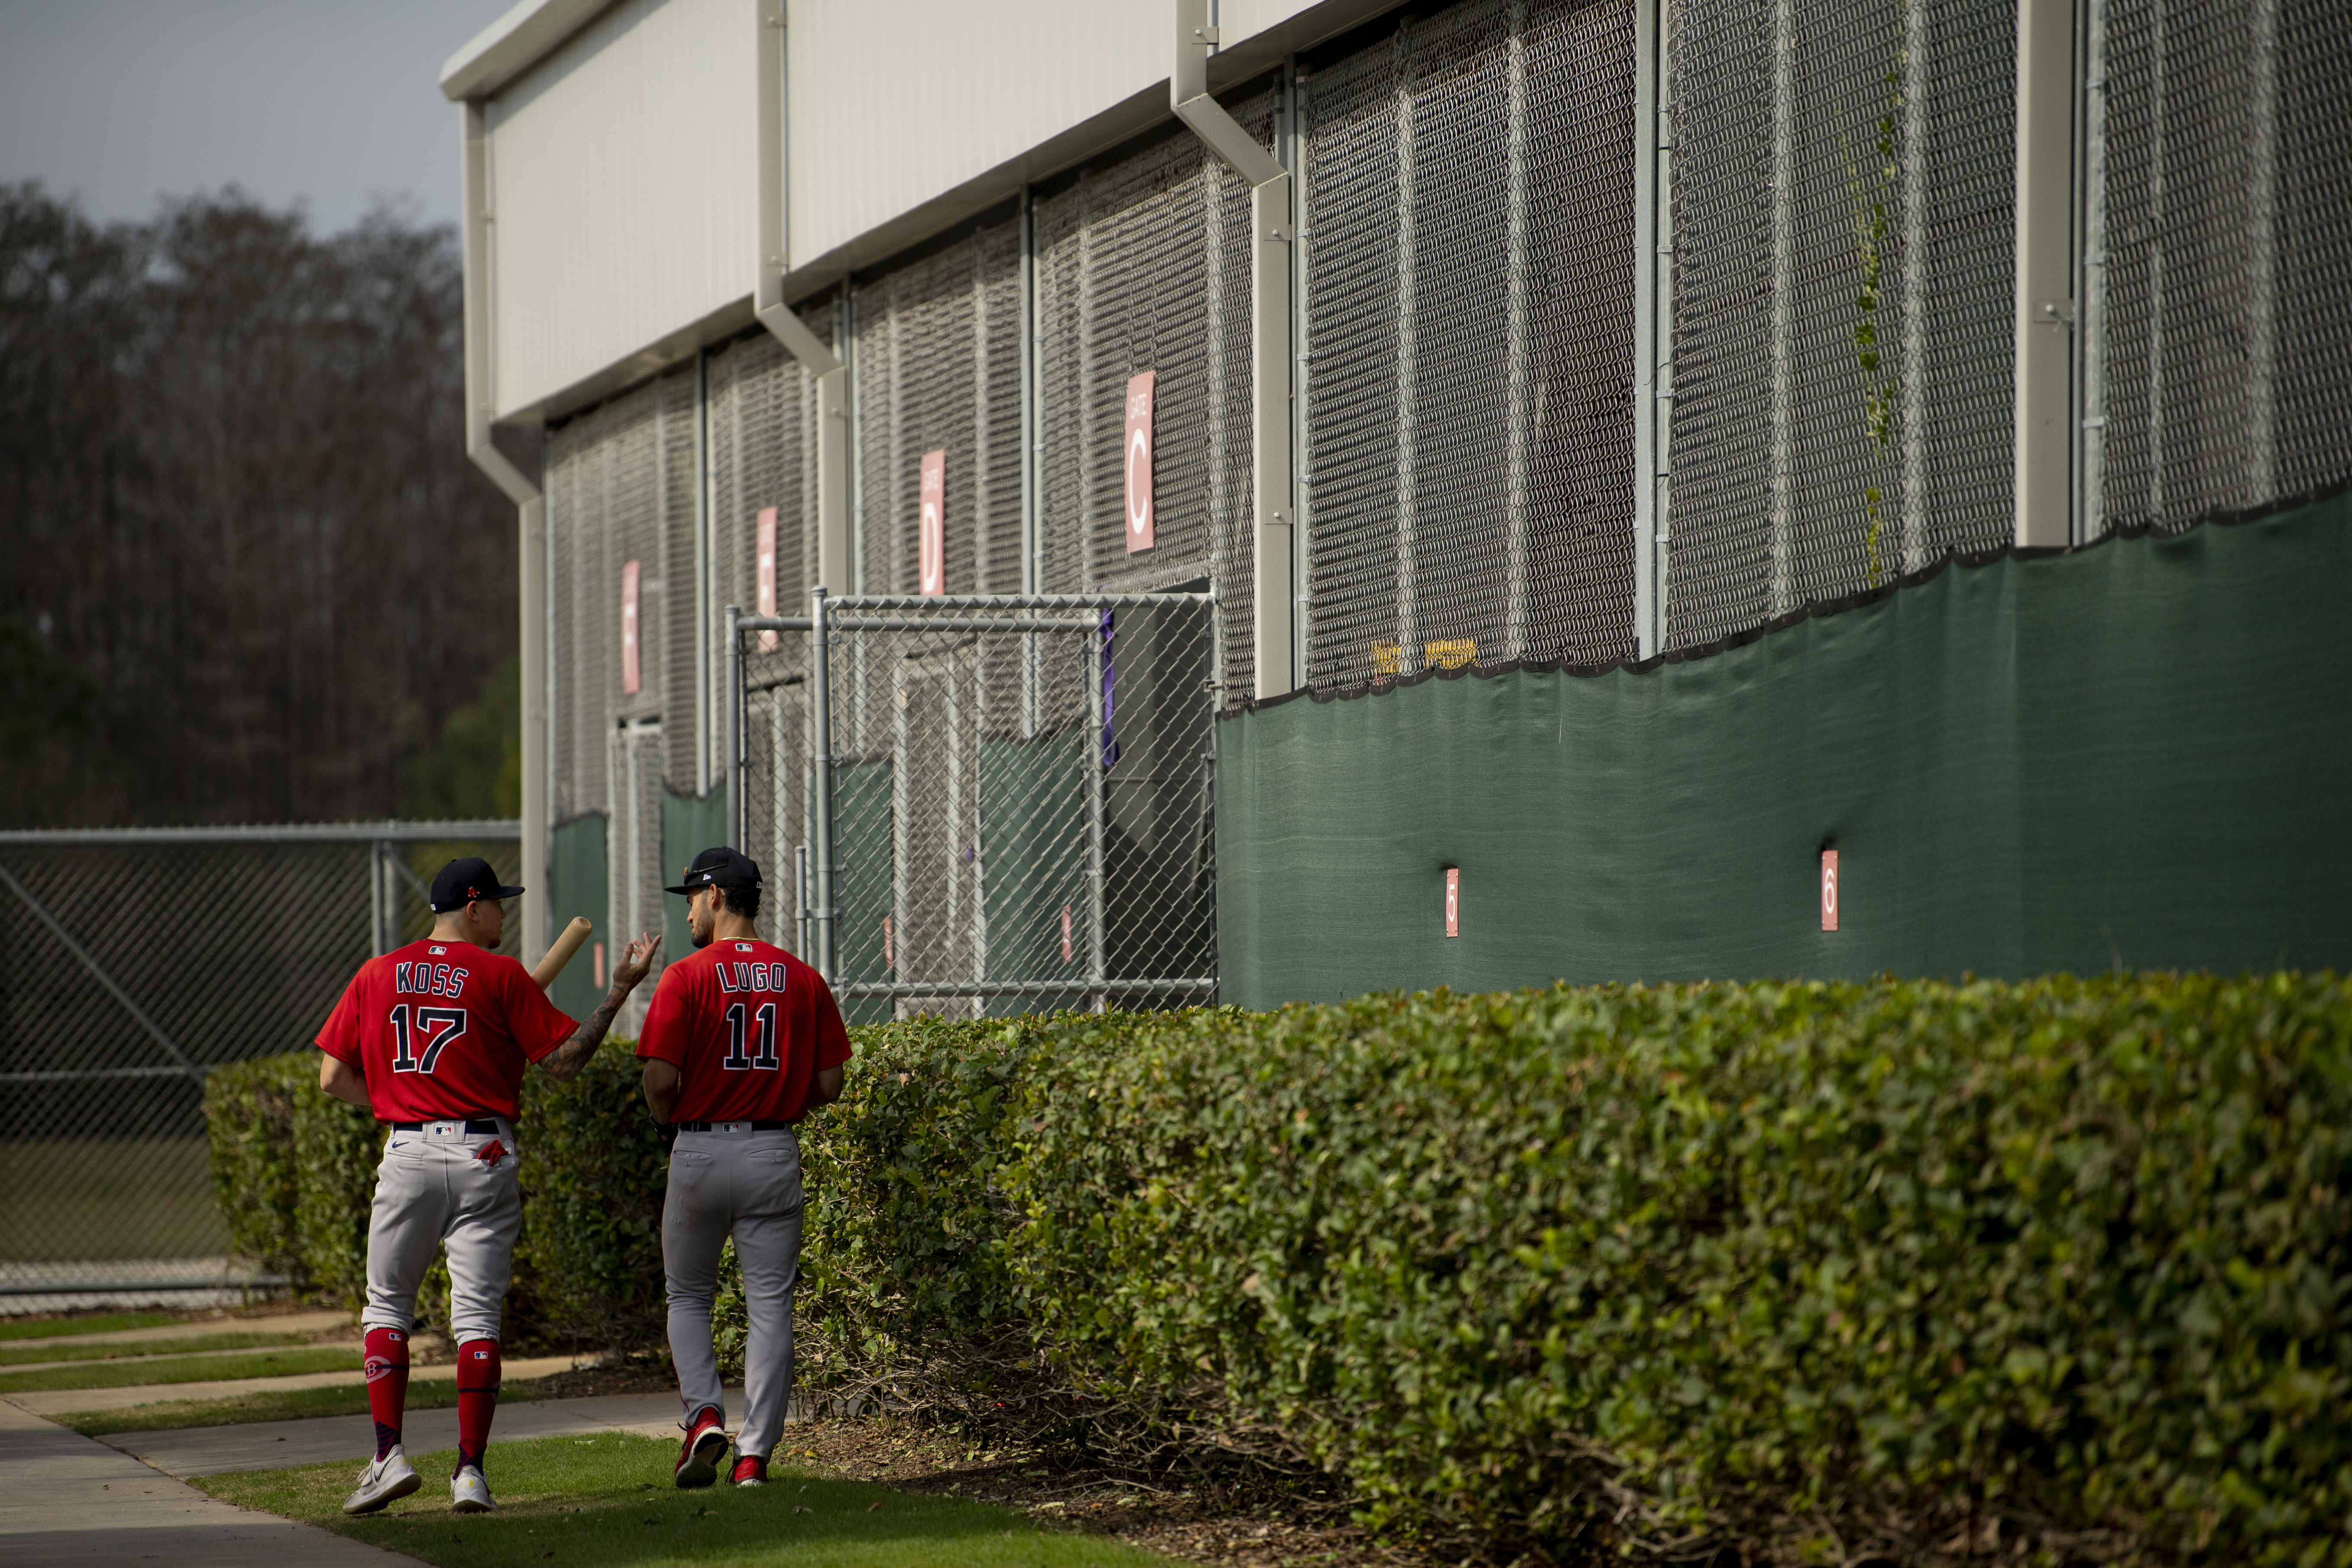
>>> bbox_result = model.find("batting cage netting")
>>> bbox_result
[0,824,519,1296]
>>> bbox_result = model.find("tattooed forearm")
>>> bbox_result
[540,988,628,1084]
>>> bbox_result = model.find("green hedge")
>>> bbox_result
[209,976,2352,1564]
[205,1048,664,1348]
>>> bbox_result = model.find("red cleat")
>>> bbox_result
[673,1406,728,1489]
[730,1455,767,1487]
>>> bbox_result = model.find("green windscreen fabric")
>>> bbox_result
[980,724,1092,1017]
[661,786,734,964]
[831,759,895,1025]
[1217,492,2352,1008]
[545,814,608,1019]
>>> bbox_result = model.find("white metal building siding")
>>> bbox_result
[484,0,754,420]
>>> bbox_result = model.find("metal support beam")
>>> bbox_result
[755,0,852,596]
[725,605,745,847]
[1174,0,1295,701]
[1631,0,1668,657]
[807,587,838,982]
[518,493,549,962]
[2015,0,2076,546]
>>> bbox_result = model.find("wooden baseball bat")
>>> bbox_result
[532,916,594,992]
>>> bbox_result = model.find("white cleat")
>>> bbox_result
[450,1465,497,1513]
[342,1447,420,1515]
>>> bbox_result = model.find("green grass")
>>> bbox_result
[195,1432,1170,1566]
[0,1343,356,1394]
[0,1329,316,1366]
[0,1310,178,1341]
[0,1137,228,1258]
[53,1376,466,1436]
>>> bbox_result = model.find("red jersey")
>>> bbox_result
[316,939,578,1122]
[635,939,850,1124]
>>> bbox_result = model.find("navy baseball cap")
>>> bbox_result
[429,857,525,912]
[665,847,763,896]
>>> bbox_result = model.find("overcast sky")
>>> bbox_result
[0,0,517,234]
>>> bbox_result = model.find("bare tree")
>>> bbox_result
[0,184,514,827]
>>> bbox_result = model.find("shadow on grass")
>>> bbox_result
[195,1430,1170,1567]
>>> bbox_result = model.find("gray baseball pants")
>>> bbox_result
[663,1125,803,1461]
[361,1119,521,1343]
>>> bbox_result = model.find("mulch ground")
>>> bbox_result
[777,1414,1446,1568]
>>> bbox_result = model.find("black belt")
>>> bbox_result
[673,1120,793,1133]
[391,1119,505,1135]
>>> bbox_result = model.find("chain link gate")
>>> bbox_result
[0,822,520,1291]
[731,593,1218,1021]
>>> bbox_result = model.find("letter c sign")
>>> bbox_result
[1124,371,1155,554]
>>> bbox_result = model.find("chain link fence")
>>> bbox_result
[0,823,519,1282]
[734,595,1217,1024]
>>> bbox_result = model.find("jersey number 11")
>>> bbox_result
[722,1002,780,1071]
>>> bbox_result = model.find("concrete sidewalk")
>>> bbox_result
[1,1309,349,1354]
[109,1387,742,1478]
[8,1352,581,1416]
[0,1397,397,1568]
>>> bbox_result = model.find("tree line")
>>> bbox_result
[0,183,518,828]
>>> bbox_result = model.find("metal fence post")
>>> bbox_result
[809,586,838,983]
[1086,622,1108,1014]
[725,604,744,848]
[369,840,386,956]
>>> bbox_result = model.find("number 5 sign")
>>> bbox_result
[1124,371,1155,554]
[918,450,946,596]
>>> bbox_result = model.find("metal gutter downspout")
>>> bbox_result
[461,98,552,966]
[1173,0,1296,701]
[755,0,851,599]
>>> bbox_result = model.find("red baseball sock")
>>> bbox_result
[362,1327,409,1460]
[454,1338,501,1475]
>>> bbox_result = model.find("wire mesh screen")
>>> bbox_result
[0,827,518,1269]
[710,314,826,764]
[1035,110,1263,704]
[1300,0,1638,692]
[2098,0,2352,532]
[1665,0,2016,650]
[852,221,1024,597]
[656,366,699,790]
[548,379,664,821]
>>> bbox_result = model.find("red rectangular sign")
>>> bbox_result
[621,559,642,695]
[1124,371,1156,554]
[1060,904,1073,964]
[884,914,896,969]
[1820,850,1840,931]
[755,507,779,650]
[1445,867,1460,937]
[918,450,947,596]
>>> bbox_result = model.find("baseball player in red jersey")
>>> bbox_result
[316,856,660,1516]
[637,847,851,1488]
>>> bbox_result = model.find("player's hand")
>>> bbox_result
[612,933,662,992]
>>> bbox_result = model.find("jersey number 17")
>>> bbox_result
[723,1002,780,1071]
[389,1005,469,1073]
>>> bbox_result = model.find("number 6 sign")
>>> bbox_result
[1820,850,1840,931]
[1124,371,1155,554]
